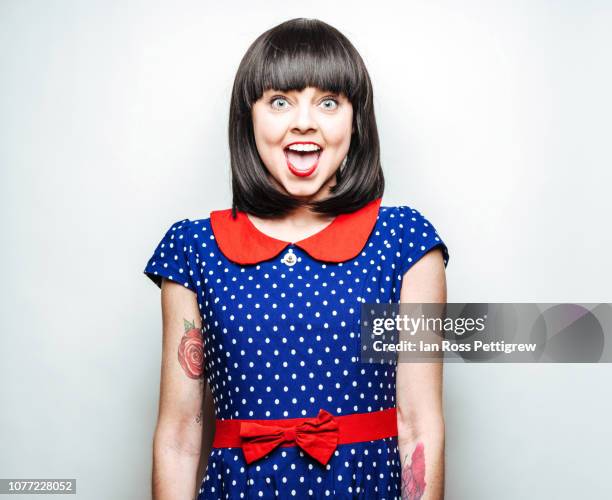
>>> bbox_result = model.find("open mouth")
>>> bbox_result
[283,143,322,177]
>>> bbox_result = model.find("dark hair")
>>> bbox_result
[228,18,385,218]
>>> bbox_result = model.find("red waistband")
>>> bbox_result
[212,407,397,466]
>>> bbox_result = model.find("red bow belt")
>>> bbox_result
[212,407,397,466]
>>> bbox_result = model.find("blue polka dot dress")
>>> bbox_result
[143,197,449,499]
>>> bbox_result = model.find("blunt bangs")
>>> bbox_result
[240,22,366,110]
[229,18,385,218]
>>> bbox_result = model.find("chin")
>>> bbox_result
[269,162,338,199]
[283,182,321,198]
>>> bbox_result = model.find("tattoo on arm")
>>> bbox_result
[401,441,426,500]
[178,318,205,381]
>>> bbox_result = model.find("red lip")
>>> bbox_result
[284,150,320,177]
[283,142,322,178]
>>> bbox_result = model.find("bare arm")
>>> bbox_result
[152,279,205,500]
[397,247,447,500]
[195,381,216,490]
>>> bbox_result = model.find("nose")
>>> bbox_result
[290,102,317,133]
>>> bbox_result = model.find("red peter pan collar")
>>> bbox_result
[210,197,383,265]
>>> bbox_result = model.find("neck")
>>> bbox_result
[248,193,337,244]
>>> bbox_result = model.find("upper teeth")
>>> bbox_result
[287,144,321,152]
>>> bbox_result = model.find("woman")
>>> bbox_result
[144,17,449,499]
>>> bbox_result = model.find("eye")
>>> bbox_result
[320,98,339,110]
[270,97,289,110]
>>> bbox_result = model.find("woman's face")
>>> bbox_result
[251,86,354,201]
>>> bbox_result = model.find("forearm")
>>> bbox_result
[152,426,202,500]
[397,419,445,500]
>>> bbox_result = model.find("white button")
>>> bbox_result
[281,249,297,266]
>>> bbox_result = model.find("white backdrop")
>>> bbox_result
[1,0,611,498]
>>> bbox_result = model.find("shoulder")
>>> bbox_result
[165,207,240,252]
[378,204,433,229]
[149,218,192,247]
[144,218,205,292]
[168,215,214,240]
[150,217,216,261]
[380,203,450,272]
[166,217,192,232]
[157,218,195,248]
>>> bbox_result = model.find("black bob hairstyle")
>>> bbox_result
[228,18,385,218]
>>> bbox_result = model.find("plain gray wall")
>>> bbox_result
[1,0,611,498]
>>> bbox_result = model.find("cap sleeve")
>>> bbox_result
[143,219,197,293]
[398,206,450,276]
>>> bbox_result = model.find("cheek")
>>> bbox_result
[253,112,287,148]
[323,111,353,148]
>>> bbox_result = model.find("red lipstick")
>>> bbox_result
[283,141,323,178]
